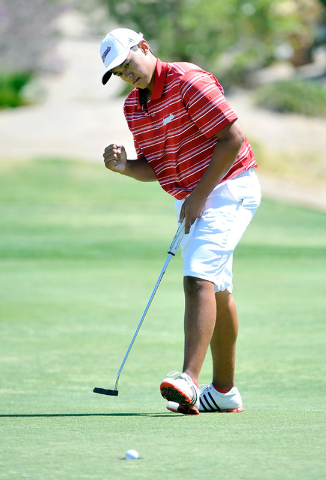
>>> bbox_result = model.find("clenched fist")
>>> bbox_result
[103,144,127,173]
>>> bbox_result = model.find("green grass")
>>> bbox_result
[1,159,325,479]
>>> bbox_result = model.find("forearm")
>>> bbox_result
[179,121,245,233]
[192,132,244,201]
[121,157,157,182]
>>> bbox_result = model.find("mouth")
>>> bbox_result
[133,77,141,86]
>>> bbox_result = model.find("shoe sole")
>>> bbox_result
[199,405,245,413]
[160,381,194,407]
[168,405,199,415]
[166,404,243,415]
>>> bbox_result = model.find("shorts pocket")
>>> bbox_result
[226,171,261,211]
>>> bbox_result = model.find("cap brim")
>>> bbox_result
[102,70,112,85]
[101,42,139,85]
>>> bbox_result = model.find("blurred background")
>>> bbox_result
[1,0,326,209]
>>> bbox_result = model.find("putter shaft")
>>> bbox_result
[93,220,185,397]
[113,253,173,392]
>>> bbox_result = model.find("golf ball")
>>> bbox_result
[125,449,139,460]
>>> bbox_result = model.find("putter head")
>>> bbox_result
[93,387,119,396]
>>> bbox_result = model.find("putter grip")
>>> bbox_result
[168,219,185,255]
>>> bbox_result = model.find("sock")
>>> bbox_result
[213,385,230,394]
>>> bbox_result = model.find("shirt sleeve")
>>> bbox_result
[179,70,238,139]
[134,138,144,159]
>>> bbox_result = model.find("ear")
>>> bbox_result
[139,39,150,54]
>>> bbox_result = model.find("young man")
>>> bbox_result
[100,28,261,414]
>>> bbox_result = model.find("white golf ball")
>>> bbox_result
[125,449,139,460]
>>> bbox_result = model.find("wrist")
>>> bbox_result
[119,160,131,176]
[190,184,210,204]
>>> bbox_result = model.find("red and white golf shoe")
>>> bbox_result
[160,371,200,413]
[166,384,244,414]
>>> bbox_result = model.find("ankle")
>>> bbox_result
[212,383,234,393]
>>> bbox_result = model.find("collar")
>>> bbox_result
[137,58,168,109]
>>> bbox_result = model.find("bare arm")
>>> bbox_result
[103,144,157,182]
[180,120,245,233]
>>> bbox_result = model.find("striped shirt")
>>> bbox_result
[124,59,257,200]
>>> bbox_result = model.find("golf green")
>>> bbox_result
[1,159,325,479]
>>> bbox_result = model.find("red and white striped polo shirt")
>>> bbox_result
[124,59,257,200]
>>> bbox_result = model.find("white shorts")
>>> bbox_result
[174,168,261,293]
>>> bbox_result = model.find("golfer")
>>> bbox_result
[100,28,261,414]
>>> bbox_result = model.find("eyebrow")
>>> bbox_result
[111,59,130,75]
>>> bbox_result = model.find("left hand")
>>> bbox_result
[179,191,207,234]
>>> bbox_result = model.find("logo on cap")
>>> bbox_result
[101,46,111,63]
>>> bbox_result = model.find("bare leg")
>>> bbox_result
[182,276,239,391]
[211,290,239,391]
[182,276,216,384]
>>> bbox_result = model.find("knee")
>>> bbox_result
[215,289,237,312]
[183,276,213,297]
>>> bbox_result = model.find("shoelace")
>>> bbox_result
[199,384,209,393]
[166,373,208,393]
[166,371,182,378]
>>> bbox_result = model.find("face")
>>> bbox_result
[110,41,155,91]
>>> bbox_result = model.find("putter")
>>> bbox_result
[93,219,185,397]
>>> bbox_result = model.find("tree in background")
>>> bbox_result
[0,0,67,74]
[0,0,65,107]
[101,0,323,86]
[315,0,326,50]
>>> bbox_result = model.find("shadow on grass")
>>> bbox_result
[0,413,174,418]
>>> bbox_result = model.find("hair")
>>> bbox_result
[131,43,154,55]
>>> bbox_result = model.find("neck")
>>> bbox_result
[144,88,152,101]
[139,88,151,109]
[147,54,157,94]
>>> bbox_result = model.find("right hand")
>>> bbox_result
[103,144,127,173]
[179,190,206,234]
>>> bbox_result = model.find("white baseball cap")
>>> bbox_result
[100,28,144,85]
